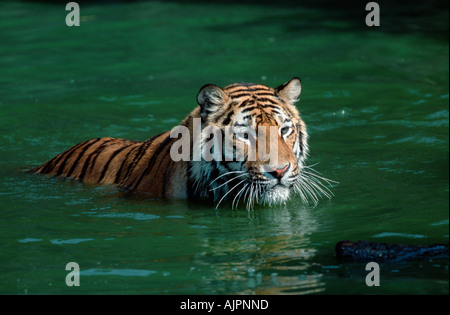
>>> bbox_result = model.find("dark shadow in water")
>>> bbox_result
[22,0,449,40]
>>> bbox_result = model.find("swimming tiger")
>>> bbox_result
[31,77,333,208]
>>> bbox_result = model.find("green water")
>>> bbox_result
[0,0,448,295]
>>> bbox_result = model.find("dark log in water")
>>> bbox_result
[335,240,449,262]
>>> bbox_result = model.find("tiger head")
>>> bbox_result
[190,77,322,209]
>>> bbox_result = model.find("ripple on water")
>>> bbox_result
[18,238,43,243]
[86,212,160,221]
[81,268,157,277]
[98,96,117,102]
[387,135,446,145]
[50,238,95,245]
[426,110,449,119]
[125,100,161,106]
[372,232,427,239]
[376,119,449,129]
[431,219,449,226]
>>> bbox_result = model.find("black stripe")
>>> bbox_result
[66,138,103,178]
[132,135,172,191]
[79,140,114,181]
[37,155,60,174]
[229,88,250,95]
[122,134,161,181]
[145,135,174,191]
[254,92,275,96]
[231,93,254,99]
[299,129,305,156]
[87,139,116,173]
[224,83,241,90]
[231,86,270,92]
[237,99,254,108]
[38,154,62,174]
[272,109,283,115]
[121,143,146,180]
[255,97,278,104]
[229,88,270,95]
[56,140,93,177]
[114,144,138,184]
[97,144,132,183]
[240,106,257,114]
[221,110,235,126]
[259,104,283,110]
[131,135,172,190]
[40,140,88,174]
[121,144,149,181]
[78,148,95,182]
[161,159,171,199]
[250,86,270,91]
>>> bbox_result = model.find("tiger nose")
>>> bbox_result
[268,164,289,180]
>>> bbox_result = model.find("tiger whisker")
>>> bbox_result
[302,175,331,200]
[295,178,319,204]
[302,173,334,198]
[215,178,247,210]
[296,182,309,204]
[232,183,248,210]
[246,183,255,211]
[209,173,248,191]
[294,172,330,204]
[251,183,257,210]
[293,183,307,204]
[209,170,245,186]
[302,169,339,185]
[302,162,321,171]
[242,183,251,208]
[297,185,317,205]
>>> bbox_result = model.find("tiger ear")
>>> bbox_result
[275,77,302,104]
[197,84,229,119]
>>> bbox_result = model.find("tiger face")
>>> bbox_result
[191,77,311,208]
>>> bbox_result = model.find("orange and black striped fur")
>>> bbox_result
[32,78,332,208]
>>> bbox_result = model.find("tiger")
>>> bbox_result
[31,77,332,209]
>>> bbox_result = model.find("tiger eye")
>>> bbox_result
[280,127,290,136]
